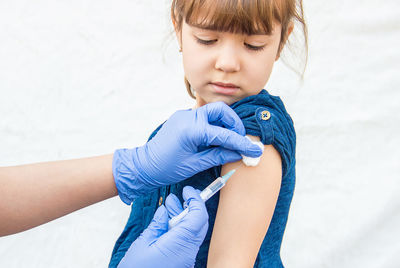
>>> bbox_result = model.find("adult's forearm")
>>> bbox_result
[0,154,118,236]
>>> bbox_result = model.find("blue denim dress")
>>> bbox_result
[109,89,296,267]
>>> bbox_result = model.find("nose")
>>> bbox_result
[214,44,241,73]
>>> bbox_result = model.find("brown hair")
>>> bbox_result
[171,0,308,99]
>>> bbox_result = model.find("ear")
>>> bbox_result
[275,21,294,61]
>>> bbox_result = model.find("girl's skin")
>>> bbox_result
[175,19,294,267]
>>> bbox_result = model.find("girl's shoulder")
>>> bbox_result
[231,89,296,178]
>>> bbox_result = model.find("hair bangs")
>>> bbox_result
[180,0,287,35]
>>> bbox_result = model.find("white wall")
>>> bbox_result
[0,0,399,267]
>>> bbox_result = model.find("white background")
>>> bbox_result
[0,0,399,267]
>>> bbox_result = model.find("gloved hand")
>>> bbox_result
[113,101,262,204]
[118,186,208,268]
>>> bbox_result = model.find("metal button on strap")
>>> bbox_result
[158,196,163,206]
[261,110,271,120]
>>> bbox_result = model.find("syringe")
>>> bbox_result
[168,169,237,229]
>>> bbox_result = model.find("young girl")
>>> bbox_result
[110,0,307,267]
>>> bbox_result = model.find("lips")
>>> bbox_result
[210,82,240,95]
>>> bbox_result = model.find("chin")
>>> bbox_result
[206,97,234,106]
[215,95,242,105]
[195,91,242,107]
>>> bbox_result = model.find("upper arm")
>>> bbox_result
[207,135,282,267]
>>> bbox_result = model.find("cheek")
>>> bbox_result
[252,40,280,82]
[182,46,211,87]
[246,55,275,89]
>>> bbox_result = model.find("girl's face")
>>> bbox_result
[177,20,285,107]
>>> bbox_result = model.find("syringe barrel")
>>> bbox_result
[200,177,225,202]
[168,207,189,229]
[169,176,228,229]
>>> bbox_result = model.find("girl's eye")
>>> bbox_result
[195,37,266,51]
[245,43,266,51]
[196,37,217,45]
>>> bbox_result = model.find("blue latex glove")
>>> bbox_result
[113,101,262,204]
[118,186,208,268]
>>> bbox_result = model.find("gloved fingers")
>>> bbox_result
[190,147,242,170]
[154,187,208,259]
[182,186,203,204]
[182,189,201,209]
[165,193,183,217]
[180,186,209,233]
[139,205,169,243]
[198,220,209,239]
[203,125,263,157]
[200,101,245,135]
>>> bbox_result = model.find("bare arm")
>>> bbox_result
[0,154,118,236]
[207,136,282,267]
